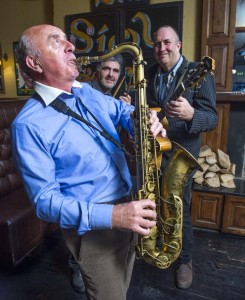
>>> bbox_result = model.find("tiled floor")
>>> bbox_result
[0,229,244,300]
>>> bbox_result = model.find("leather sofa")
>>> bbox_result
[0,99,57,268]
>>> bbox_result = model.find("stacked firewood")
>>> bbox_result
[193,145,236,188]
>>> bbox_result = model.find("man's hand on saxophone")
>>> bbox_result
[112,200,157,236]
[111,110,166,236]
[130,109,167,139]
[148,109,167,138]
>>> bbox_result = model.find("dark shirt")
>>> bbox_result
[86,78,112,96]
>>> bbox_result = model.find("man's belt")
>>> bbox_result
[102,194,133,205]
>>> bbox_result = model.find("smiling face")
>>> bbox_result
[97,60,121,93]
[153,26,182,72]
[23,25,79,91]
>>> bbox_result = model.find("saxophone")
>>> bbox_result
[76,43,202,269]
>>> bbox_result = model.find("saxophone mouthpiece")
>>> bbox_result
[76,56,100,65]
[76,56,91,66]
[75,56,101,72]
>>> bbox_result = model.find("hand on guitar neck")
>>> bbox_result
[151,56,215,129]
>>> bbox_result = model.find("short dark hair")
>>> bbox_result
[97,52,124,72]
[153,25,180,42]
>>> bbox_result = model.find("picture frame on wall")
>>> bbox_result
[13,42,34,96]
[91,0,150,11]
[0,43,5,93]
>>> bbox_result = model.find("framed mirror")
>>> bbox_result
[0,43,5,93]
[13,41,34,96]
[233,27,245,92]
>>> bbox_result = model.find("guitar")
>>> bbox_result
[156,56,215,124]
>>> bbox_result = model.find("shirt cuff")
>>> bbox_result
[90,203,113,229]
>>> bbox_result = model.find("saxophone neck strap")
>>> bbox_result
[49,97,134,159]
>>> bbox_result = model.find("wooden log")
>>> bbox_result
[198,157,205,164]
[194,176,204,184]
[221,180,236,188]
[194,145,236,189]
[204,174,220,188]
[199,145,212,157]
[193,169,204,179]
[220,168,230,174]
[220,173,235,183]
[200,163,210,172]
[229,163,236,176]
[205,171,216,178]
[217,149,231,169]
[208,164,220,172]
[206,152,217,165]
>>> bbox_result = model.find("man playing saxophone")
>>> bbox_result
[68,52,133,294]
[11,24,166,300]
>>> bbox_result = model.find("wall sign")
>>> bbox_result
[91,0,150,11]
[65,2,183,83]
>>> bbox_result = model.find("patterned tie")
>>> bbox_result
[157,72,168,104]
[58,92,74,101]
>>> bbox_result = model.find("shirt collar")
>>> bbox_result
[33,80,82,106]
[158,55,183,78]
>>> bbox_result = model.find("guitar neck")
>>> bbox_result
[169,84,185,102]
[156,55,215,122]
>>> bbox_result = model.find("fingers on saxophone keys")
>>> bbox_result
[140,200,157,219]
[150,120,166,138]
[148,110,165,137]
[139,226,154,236]
[160,126,167,138]
[139,219,156,236]
[140,199,156,210]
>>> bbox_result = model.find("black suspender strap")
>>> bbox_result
[50,97,134,159]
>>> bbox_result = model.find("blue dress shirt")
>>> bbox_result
[11,81,135,235]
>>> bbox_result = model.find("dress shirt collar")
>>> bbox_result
[157,55,183,79]
[33,80,82,106]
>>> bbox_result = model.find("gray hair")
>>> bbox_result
[97,53,124,73]
[16,30,40,76]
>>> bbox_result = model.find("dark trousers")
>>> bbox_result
[179,176,194,264]
[62,229,137,300]
[68,253,80,273]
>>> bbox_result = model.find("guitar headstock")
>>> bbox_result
[183,56,215,89]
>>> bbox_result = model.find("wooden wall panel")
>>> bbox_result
[222,195,245,236]
[191,191,224,229]
[201,0,236,92]
[202,102,230,152]
[210,46,228,89]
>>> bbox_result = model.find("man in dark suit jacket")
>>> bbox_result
[146,25,218,290]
